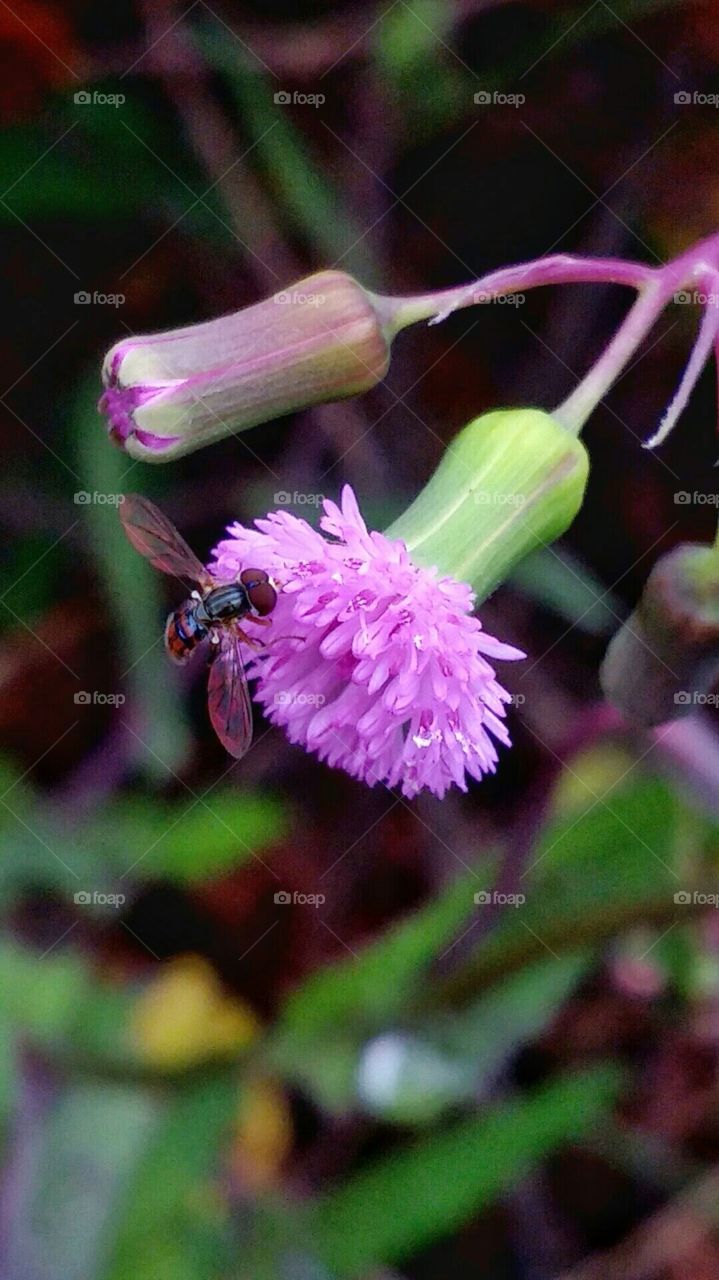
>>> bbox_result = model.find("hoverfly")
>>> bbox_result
[120,495,276,759]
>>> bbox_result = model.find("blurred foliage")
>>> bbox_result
[308,1066,623,1277]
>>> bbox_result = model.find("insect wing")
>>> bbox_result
[207,629,254,759]
[120,494,211,586]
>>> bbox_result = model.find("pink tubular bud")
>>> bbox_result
[99,271,393,462]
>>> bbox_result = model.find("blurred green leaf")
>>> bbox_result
[357,955,587,1124]
[0,766,286,904]
[0,938,260,1076]
[373,0,684,141]
[509,545,620,635]
[375,0,468,135]
[0,1013,17,1140]
[105,1074,238,1280]
[269,776,696,1106]
[0,93,230,240]
[270,867,481,1061]
[430,954,586,1078]
[0,941,91,1039]
[309,1066,622,1276]
[74,373,190,781]
[0,533,67,632]
[87,789,286,886]
[197,32,377,285]
[441,777,688,1003]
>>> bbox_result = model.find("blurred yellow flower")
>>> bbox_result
[132,953,260,1069]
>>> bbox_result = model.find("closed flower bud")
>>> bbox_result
[601,543,719,726]
[387,408,589,602]
[100,271,394,462]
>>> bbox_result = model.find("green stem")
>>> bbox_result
[554,281,668,435]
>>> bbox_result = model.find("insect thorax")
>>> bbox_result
[202,583,251,623]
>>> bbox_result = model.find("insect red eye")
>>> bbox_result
[240,568,269,586]
[246,580,277,616]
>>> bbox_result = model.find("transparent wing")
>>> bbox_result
[120,494,210,585]
[206,628,254,759]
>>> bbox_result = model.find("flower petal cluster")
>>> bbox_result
[211,486,523,798]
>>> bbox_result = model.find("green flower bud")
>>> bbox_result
[387,408,589,601]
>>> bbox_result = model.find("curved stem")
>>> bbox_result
[376,253,657,336]
[644,268,719,448]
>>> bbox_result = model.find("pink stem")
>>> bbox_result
[379,229,719,443]
[381,253,657,333]
[555,281,668,435]
[644,269,719,449]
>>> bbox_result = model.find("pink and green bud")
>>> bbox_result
[100,271,395,462]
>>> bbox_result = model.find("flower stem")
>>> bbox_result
[375,230,719,449]
[374,252,656,337]
[554,281,668,436]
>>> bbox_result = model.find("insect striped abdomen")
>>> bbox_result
[164,604,207,664]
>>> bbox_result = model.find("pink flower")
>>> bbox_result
[211,486,524,799]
